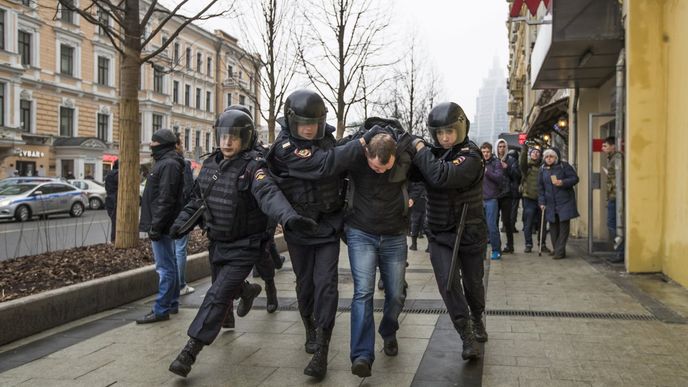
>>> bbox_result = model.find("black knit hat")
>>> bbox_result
[151,128,177,146]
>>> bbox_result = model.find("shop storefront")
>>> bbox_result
[53,137,108,182]
[0,145,51,178]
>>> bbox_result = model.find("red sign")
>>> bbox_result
[518,133,528,145]
[103,154,118,163]
[510,0,551,17]
[592,139,604,152]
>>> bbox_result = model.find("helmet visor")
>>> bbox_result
[428,120,467,146]
[215,126,253,151]
[287,112,327,140]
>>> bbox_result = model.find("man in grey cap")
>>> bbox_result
[137,128,186,324]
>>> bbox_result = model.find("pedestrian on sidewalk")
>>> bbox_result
[266,90,364,378]
[538,148,579,259]
[519,143,550,253]
[342,117,417,378]
[495,139,519,254]
[104,159,118,243]
[137,129,186,324]
[507,148,522,234]
[407,180,427,251]
[481,142,505,260]
[412,102,487,361]
[603,136,624,263]
[174,134,195,297]
[167,109,317,378]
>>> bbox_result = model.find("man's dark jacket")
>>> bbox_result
[139,148,185,235]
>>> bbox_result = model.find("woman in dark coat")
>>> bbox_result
[538,148,579,259]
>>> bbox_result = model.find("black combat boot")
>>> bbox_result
[454,319,480,360]
[409,237,418,251]
[301,315,318,354]
[237,282,262,317]
[222,303,235,329]
[265,279,278,313]
[471,314,488,343]
[304,327,332,378]
[169,338,204,377]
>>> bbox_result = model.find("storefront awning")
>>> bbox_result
[527,97,568,138]
[530,0,623,89]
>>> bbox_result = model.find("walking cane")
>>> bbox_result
[538,206,546,256]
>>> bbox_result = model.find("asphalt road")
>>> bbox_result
[0,210,115,261]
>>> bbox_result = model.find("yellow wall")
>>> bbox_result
[661,0,688,287]
[627,0,688,287]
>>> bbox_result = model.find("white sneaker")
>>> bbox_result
[180,285,195,296]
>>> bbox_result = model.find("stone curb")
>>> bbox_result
[0,234,286,346]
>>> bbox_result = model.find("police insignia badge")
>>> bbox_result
[453,156,466,165]
[282,141,291,149]
[255,169,266,180]
[294,148,312,158]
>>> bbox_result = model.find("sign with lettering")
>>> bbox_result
[15,149,45,158]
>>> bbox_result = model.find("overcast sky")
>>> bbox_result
[183,0,509,121]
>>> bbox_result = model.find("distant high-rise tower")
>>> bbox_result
[472,58,508,147]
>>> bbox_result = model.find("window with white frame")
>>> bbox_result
[0,83,6,126]
[239,95,245,105]
[174,42,180,64]
[60,106,75,137]
[20,99,31,132]
[207,57,212,77]
[97,112,109,142]
[18,31,31,66]
[0,10,4,51]
[97,9,109,36]
[184,128,190,150]
[195,130,200,149]
[195,87,201,109]
[152,113,163,132]
[205,132,211,152]
[60,0,75,24]
[60,44,75,76]
[97,56,109,85]
[184,84,190,107]
[173,80,179,103]
[227,93,232,106]
[186,47,191,69]
[153,66,164,93]
[196,52,202,73]
[227,65,233,78]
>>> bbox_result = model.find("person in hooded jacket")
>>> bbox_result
[519,143,550,253]
[538,148,579,259]
[266,89,364,378]
[481,142,505,260]
[104,159,119,243]
[495,138,520,253]
[137,129,186,324]
[412,102,487,361]
[166,109,318,378]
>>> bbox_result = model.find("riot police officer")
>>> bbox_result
[411,102,488,360]
[167,110,318,378]
[267,89,363,378]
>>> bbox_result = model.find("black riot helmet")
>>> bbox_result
[427,102,470,147]
[225,104,252,118]
[213,109,255,151]
[284,89,328,140]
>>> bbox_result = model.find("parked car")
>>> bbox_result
[0,177,64,191]
[68,179,107,210]
[0,182,88,222]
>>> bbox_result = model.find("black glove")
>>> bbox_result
[148,229,162,241]
[285,215,319,234]
[411,136,426,155]
[363,125,393,144]
[169,223,182,240]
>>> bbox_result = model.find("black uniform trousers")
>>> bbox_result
[409,199,426,237]
[428,230,486,323]
[188,240,258,345]
[287,241,339,330]
[106,207,116,243]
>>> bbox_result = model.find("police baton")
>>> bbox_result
[446,202,469,293]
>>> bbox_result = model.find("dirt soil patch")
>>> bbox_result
[0,231,209,303]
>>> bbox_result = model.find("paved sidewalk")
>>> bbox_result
[1,232,688,386]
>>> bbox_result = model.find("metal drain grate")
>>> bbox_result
[264,305,658,321]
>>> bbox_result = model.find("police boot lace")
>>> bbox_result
[454,319,480,360]
[304,327,331,378]
[301,315,318,354]
[169,338,204,377]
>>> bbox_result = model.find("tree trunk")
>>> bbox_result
[115,0,142,248]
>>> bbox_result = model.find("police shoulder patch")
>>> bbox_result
[452,156,466,165]
[254,169,266,180]
[282,141,292,149]
[294,148,312,158]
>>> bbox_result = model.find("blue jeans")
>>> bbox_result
[151,235,180,316]
[523,198,540,247]
[483,199,501,252]
[175,234,190,289]
[346,226,407,364]
[607,200,624,254]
